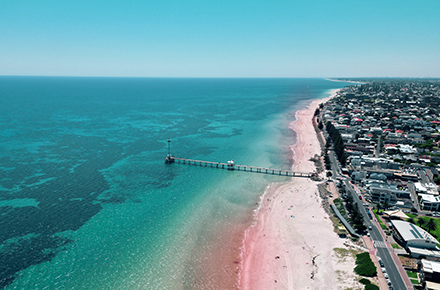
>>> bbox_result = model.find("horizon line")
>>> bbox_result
[1,75,440,80]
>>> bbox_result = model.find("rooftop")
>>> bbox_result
[391,220,438,245]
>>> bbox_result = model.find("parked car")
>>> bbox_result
[378,258,384,267]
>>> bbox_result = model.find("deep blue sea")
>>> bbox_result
[0,77,349,289]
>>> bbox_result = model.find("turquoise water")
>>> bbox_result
[0,77,349,289]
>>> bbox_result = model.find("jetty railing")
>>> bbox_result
[165,156,312,178]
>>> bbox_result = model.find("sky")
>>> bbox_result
[1,0,439,78]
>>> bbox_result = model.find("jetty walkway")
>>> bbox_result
[165,156,312,178]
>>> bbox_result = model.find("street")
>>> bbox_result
[328,146,408,289]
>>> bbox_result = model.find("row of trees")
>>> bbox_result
[338,183,367,234]
[345,192,367,234]
[325,121,347,166]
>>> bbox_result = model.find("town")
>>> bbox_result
[318,79,440,290]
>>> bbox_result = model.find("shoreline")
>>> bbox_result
[324,77,366,84]
[239,89,359,289]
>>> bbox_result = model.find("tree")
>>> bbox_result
[426,218,437,233]
[375,203,382,214]
[314,108,320,116]
[418,218,425,229]
[408,218,416,224]
[383,200,389,210]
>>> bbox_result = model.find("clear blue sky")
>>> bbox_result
[1,0,439,77]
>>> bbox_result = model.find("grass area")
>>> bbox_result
[410,279,419,285]
[391,243,400,249]
[406,213,418,218]
[372,210,387,230]
[365,284,379,290]
[406,270,417,279]
[354,252,377,277]
[409,216,440,242]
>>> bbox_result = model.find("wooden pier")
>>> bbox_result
[165,156,312,178]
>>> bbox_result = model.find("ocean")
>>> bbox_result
[0,77,349,289]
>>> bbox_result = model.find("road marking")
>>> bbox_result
[373,240,387,248]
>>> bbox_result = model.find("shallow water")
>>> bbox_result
[0,77,349,289]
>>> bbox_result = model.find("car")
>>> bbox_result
[381,267,386,273]
[377,257,384,267]
[384,273,389,279]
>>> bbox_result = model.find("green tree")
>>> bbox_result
[417,218,425,229]
[375,203,382,214]
[314,108,320,116]
[408,218,416,224]
[426,218,437,233]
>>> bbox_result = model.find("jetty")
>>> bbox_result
[164,140,313,178]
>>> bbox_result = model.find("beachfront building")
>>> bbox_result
[391,220,440,259]
[415,182,428,194]
[351,171,367,182]
[419,194,440,211]
[369,183,410,203]
[420,259,440,290]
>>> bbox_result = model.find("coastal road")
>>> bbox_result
[343,179,408,290]
[328,147,340,177]
[326,135,407,288]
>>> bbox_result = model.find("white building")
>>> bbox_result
[421,259,440,283]
[415,182,428,193]
[391,220,440,258]
[419,194,440,211]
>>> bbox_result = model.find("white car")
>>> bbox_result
[381,267,386,273]
[384,273,389,279]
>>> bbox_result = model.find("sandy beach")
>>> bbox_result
[240,90,360,290]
